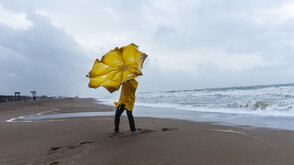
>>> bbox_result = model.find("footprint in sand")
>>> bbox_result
[108,127,179,139]
[161,127,178,132]
[108,128,157,138]
[47,141,94,155]
[48,161,59,165]
[137,128,157,134]
[67,141,94,149]
[47,146,62,155]
[46,141,94,165]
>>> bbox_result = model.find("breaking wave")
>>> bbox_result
[98,84,294,117]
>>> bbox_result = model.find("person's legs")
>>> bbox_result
[126,110,136,132]
[114,104,125,132]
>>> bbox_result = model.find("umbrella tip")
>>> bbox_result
[131,43,138,48]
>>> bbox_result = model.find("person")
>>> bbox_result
[113,79,138,135]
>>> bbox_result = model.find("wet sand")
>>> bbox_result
[1,98,294,165]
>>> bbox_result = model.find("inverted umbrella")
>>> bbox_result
[87,43,147,93]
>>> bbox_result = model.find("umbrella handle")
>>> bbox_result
[119,83,125,106]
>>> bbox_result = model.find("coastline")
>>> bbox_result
[1,98,294,165]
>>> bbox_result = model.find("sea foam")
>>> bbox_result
[96,84,294,130]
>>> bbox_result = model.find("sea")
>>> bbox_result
[97,83,294,131]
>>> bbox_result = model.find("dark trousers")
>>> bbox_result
[114,104,136,132]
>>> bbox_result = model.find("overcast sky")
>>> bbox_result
[1,0,294,97]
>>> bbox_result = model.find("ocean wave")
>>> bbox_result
[97,84,294,117]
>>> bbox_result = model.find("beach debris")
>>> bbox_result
[48,161,59,165]
[87,43,147,93]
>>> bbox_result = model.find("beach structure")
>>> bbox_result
[30,90,36,96]
[14,92,20,101]
[0,95,31,103]
[0,92,51,103]
[31,90,37,100]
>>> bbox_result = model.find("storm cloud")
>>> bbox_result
[1,0,294,96]
[0,6,90,96]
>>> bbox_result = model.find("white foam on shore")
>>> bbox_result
[97,84,294,117]
[210,129,275,147]
[211,129,246,135]
[6,116,25,122]
[5,108,61,123]
[133,105,294,131]
[93,84,294,131]
[5,112,114,122]
[6,118,18,122]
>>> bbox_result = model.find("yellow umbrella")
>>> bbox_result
[87,43,147,93]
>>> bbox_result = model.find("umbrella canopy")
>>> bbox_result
[87,43,147,93]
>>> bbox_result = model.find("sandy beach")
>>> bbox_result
[1,98,294,165]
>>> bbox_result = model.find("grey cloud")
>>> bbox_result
[1,0,294,95]
[149,0,294,66]
[0,8,91,96]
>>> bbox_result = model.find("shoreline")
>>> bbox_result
[6,101,293,132]
[1,98,294,164]
[95,97,294,131]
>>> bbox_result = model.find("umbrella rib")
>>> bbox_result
[121,47,127,69]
